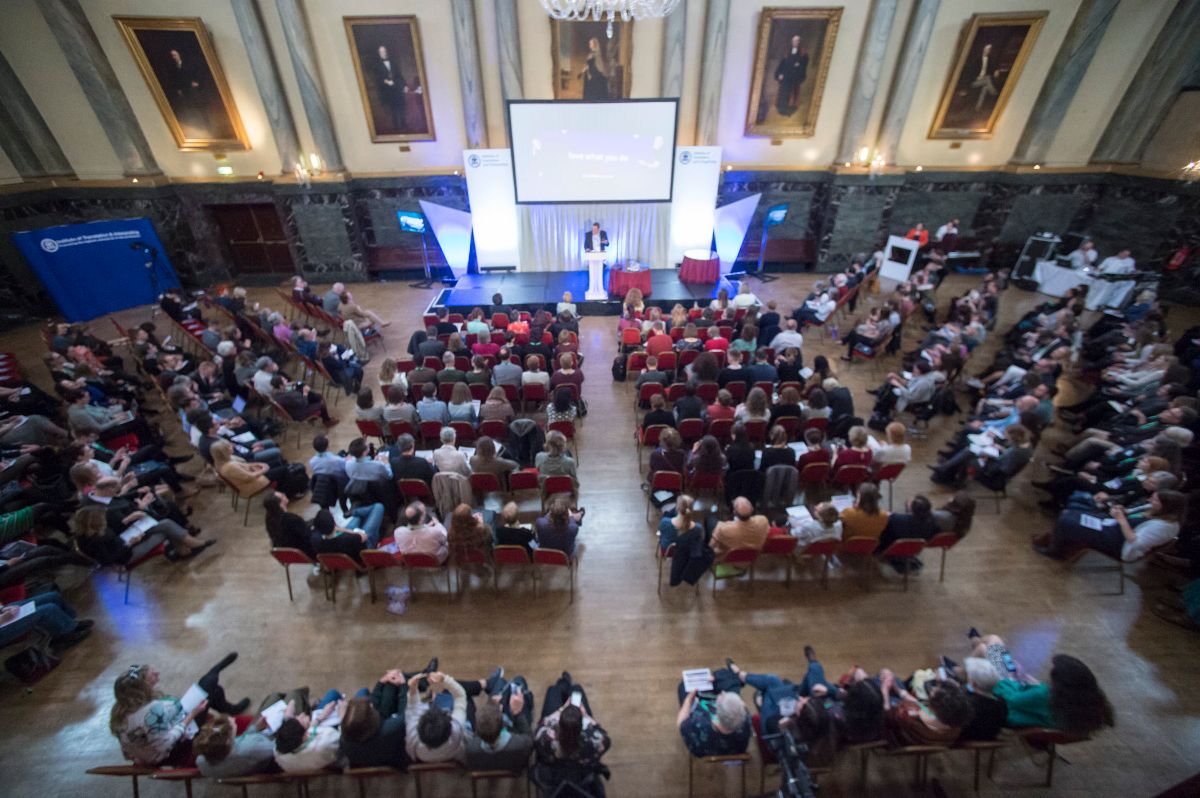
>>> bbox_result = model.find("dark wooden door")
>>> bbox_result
[209,203,293,275]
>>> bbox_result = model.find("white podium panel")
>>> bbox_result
[583,251,608,300]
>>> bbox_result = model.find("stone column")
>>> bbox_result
[494,0,523,101]
[1010,0,1120,165]
[37,0,159,176]
[275,0,344,171]
[1091,0,1200,164]
[660,1,686,98]
[836,0,899,164]
[0,49,73,178]
[231,0,300,174]
[875,0,940,165]
[451,0,488,149]
[695,0,730,146]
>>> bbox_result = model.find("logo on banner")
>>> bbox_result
[679,151,692,165]
[40,238,59,253]
[467,154,482,168]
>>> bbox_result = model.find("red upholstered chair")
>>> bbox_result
[470,472,504,497]
[695,326,709,341]
[798,538,841,589]
[744,419,768,446]
[687,470,724,504]
[491,312,509,328]
[638,424,668,470]
[707,418,734,445]
[469,383,490,402]
[438,383,457,402]
[666,382,688,404]
[678,349,699,371]
[774,415,801,441]
[85,765,159,798]
[620,328,643,353]
[778,381,804,396]
[831,463,871,492]
[646,469,684,521]
[315,553,365,602]
[454,356,471,372]
[801,417,829,435]
[360,547,404,602]
[656,351,677,375]
[1014,727,1092,787]
[626,352,648,374]
[521,382,547,413]
[356,419,389,444]
[839,536,881,586]
[677,417,705,446]
[695,381,719,403]
[450,421,476,445]
[508,468,540,496]
[478,419,509,441]
[454,548,489,596]
[423,356,442,369]
[493,544,533,590]
[419,421,444,448]
[388,421,416,441]
[532,548,576,602]
[876,538,927,591]
[500,383,520,405]
[271,547,316,601]
[403,552,452,600]
[120,542,167,604]
[398,478,434,502]
[753,381,775,397]
[655,541,679,595]
[872,462,906,510]
[726,381,746,403]
[712,547,759,594]
[760,532,800,587]
[922,532,959,582]
[634,381,665,412]
[541,475,575,509]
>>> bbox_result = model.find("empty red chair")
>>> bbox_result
[872,462,906,510]
[726,381,746,403]
[508,469,540,494]
[831,463,871,491]
[419,420,445,446]
[773,416,801,440]
[454,548,489,595]
[753,381,775,397]
[745,420,768,446]
[696,326,710,341]
[469,383,490,402]
[450,421,476,444]
[316,553,365,603]
[677,417,705,446]
[454,356,471,372]
[447,313,464,323]
[491,312,509,328]
[478,419,508,440]
[271,547,316,601]
[656,352,677,374]
[626,352,648,374]
[718,326,734,341]
[500,383,520,404]
[360,547,404,602]
[778,381,804,396]
[678,349,699,371]
[398,478,433,502]
[120,542,167,605]
[687,470,723,501]
[470,472,504,497]
[423,356,442,369]
[666,383,688,404]
[708,418,734,445]
[437,382,457,402]
[521,382,547,413]
[533,548,576,602]
[801,417,829,435]
[838,536,879,586]
[541,475,575,508]
[388,421,416,440]
[760,533,799,587]
[656,541,676,595]
[695,381,719,403]
[620,328,642,352]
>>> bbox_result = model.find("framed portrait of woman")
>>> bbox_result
[928,12,1047,139]
[345,16,436,142]
[744,7,842,138]
[550,20,633,100]
[114,16,248,151]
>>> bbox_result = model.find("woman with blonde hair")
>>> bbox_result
[111,656,248,766]
[623,287,645,313]
[669,304,688,329]
[535,429,578,486]
[447,381,477,425]
[869,422,912,465]
[377,357,409,394]
[710,287,730,312]
[210,439,286,496]
[557,291,577,318]
[658,494,699,553]
[833,425,874,473]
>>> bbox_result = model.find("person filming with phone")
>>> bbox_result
[533,671,611,793]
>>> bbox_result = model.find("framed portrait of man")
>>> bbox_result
[745,7,842,138]
[114,16,248,151]
[344,16,436,142]
[928,12,1047,139]
[550,20,633,100]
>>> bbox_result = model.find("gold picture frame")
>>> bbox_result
[344,16,436,143]
[745,7,842,138]
[928,12,1047,140]
[114,16,248,152]
[550,19,633,100]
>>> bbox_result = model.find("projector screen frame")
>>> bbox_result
[505,97,680,205]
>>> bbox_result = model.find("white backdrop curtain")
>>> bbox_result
[517,202,670,272]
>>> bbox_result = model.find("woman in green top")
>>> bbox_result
[973,632,1114,734]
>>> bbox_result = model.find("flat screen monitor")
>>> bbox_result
[507,99,678,204]
[398,212,426,234]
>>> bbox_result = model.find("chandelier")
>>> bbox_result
[540,1,682,38]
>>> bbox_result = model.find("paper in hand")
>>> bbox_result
[682,668,714,692]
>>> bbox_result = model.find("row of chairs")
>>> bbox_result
[272,544,579,604]
[656,526,963,596]
[87,759,528,798]
[274,289,386,354]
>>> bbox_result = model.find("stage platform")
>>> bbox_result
[433,269,721,316]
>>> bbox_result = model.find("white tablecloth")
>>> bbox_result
[1032,259,1134,309]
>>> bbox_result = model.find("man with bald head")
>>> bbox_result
[709,497,770,559]
[323,282,346,315]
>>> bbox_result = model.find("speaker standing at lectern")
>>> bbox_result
[585,222,608,253]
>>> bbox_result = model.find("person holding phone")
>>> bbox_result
[534,671,610,770]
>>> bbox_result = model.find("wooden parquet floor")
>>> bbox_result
[0,274,1197,797]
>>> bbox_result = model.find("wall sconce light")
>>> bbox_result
[915,165,924,172]
[256,170,265,181]
[308,153,322,176]
[214,153,233,177]
[1033,164,1041,170]
[131,177,139,183]
[294,161,311,188]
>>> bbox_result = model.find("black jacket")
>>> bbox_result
[340,681,409,769]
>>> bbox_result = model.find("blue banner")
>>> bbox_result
[11,217,180,322]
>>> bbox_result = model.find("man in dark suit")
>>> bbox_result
[371,45,406,131]
[584,222,608,252]
[774,35,809,116]
[825,378,855,422]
